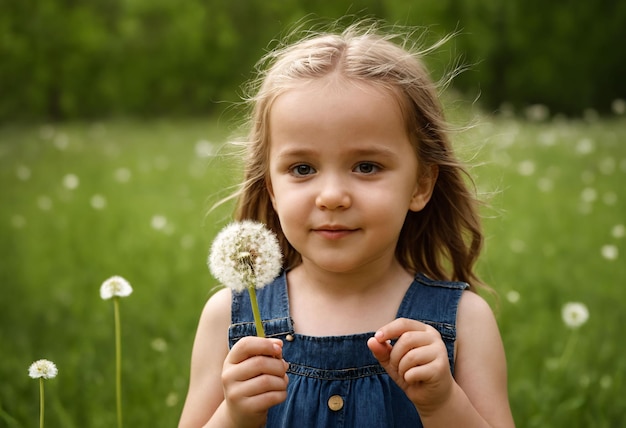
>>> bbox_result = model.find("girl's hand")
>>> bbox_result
[222,336,289,428]
[367,318,454,415]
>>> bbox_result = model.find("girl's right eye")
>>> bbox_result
[289,164,316,177]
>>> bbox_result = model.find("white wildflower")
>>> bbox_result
[100,276,133,300]
[62,173,79,190]
[601,245,618,261]
[28,359,58,379]
[561,302,589,329]
[208,220,282,292]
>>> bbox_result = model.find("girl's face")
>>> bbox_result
[267,78,434,275]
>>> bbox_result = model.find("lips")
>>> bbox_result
[313,225,357,240]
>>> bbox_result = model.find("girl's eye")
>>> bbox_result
[354,162,380,174]
[290,164,315,176]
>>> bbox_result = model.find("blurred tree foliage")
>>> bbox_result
[1,0,624,121]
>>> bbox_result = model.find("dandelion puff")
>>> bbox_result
[29,359,57,428]
[63,173,79,190]
[195,140,215,157]
[611,224,625,239]
[100,276,133,300]
[151,215,167,231]
[114,168,132,183]
[506,290,520,304]
[612,98,626,115]
[208,220,283,292]
[209,220,283,337]
[90,194,107,210]
[28,359,58,379]
[517,160,535,176]
[561,302,589,329]
[601,245,618,261]
[575,138,595,155]
[100,276,132,428]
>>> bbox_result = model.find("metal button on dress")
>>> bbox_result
[285,334,294,342]
[327,395,344,411]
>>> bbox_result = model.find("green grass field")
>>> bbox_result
[1,110,625,427]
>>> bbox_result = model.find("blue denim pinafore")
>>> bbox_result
[229,272,468,428]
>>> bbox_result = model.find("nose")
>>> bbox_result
[315,174,351,210]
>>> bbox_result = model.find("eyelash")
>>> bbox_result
[288,162,381,177]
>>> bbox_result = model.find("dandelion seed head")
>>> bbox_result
[208,220,283,292]
[165,392,179,407]
[611,224,625,239]
[28,359,58,379]
[90,194,107,210]
[524,104,549,121]
[580,187,597,203]
[506,290,520,304]
[561,302,589,329]
[612,98,626,115]
[54,134,69,150]
[195,140,215,158]
[575,138,595,155]
[517,160,536,176]
[63,173,79,190]
[114,167,132,183]
[151,215,167,230]
[151,338,168,353]
[100,275,133,300]
[600,374,613,389]
[601,244,618,261]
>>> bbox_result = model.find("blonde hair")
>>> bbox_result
[230,22,486,291]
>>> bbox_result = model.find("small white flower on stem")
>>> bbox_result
[561,302,589,329]
[100,276,133,300]
[28,360,58,379]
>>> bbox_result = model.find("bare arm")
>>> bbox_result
[368,291,515,427]
[178,288,232,427]
[178,288,289,428]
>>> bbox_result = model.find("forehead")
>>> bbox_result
[268,77,407,133]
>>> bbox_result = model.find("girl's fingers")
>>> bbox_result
[227,337,284,364]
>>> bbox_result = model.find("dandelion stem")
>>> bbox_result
[114,296,123,428]
[248,285,265,337]
[558,329,579,368]
[39,378,44,428]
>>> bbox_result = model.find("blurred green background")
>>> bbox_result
[2,0,625,121]
[1,1,626,427]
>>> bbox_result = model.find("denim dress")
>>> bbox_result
[228,272,468,428]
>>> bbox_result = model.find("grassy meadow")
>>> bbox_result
[0,108,625,427]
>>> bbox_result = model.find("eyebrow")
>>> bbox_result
[272,145,400,160]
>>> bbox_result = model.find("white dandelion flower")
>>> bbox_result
[208,220,283,337]
[63,173,79,190]
[90,194,107,210]
[209,220,282,292]
[100,276,133,300]
[601,245,618,261]
[611,224,625,239]
[561,302,589,329]
[28,359,58,379]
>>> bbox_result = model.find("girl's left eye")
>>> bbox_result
[354,162,380,174]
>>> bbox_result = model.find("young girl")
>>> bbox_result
[179,23,515,428]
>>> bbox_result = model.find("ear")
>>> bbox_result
[409,165,438,212]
